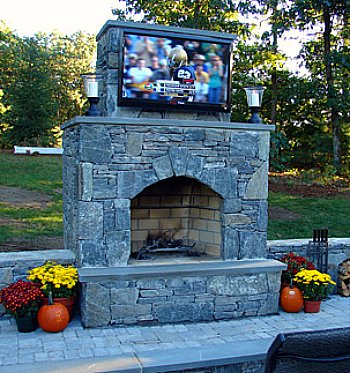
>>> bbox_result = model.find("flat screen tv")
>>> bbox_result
[118,24,235,113]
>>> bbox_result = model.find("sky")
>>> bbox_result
[1,0,303,73]
[1,0,118,36]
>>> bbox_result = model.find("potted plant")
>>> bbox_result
[293,269,336,313]
[0,280,44,332]
[27,261,79,321]
[279,252,316,286]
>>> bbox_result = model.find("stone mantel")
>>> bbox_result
[61,116,275,132]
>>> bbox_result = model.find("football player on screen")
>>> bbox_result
[167,46,196,103]
[168,46,195,83]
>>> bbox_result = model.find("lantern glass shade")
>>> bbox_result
[244,86,266,108]
[81,73,102,98]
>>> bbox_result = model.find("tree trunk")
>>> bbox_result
[323,5,341,172]
[270,0,279,125]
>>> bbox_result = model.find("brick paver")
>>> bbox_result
[0,295,349,371]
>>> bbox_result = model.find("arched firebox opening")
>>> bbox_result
[130,176,223,262]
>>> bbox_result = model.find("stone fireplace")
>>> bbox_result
[61,21,285,327]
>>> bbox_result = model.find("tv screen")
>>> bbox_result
[119,28,234,113]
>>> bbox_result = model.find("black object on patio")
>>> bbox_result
[265,327,350,373]
[306,228,329,273]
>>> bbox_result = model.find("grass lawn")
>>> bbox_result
[0,153,63,243]
[268,191,350,240]
[0,152,349,246]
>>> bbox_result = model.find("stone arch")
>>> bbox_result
[151,147,238,200]
[121,147,238,202]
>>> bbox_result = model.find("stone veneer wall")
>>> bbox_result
[79,261,282,327]
[62,118,272,267]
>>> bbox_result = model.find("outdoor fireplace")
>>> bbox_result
[61,21,285,327]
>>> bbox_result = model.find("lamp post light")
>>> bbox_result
[81,73,102,116]
[244,86,266,124]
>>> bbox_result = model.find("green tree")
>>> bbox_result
[43,31,96,143]
[291,0,350,172]
[125,0,242,32]
[0,21,17,147]
[0,24,96,147]
[4,37,56,146]
[237,0,293,123]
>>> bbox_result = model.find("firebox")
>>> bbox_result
[131,176,222,261]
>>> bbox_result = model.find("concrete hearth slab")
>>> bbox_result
[79,259,286,282]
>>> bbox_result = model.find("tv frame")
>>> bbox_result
[116,22,236,113]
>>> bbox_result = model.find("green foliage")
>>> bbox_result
[0,23,95,148]
[46,31,96,128]
[270,132,291,172]
[4,37,57,146]
[290,0,350,173]
[125,0,243,33]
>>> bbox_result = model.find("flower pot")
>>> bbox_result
[304,299,322,313]
[15,315,38,333]
[42,296,75,321]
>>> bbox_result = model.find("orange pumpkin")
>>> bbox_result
[280,283,304,313]
[38,292,69,332]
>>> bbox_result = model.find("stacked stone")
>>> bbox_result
[62,119,270,268]
[81,268,281,327]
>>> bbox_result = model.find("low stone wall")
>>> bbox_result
[79,260,283,327]
[0,250,75,317]
[1,238,349,322]
[268,238,350,289]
